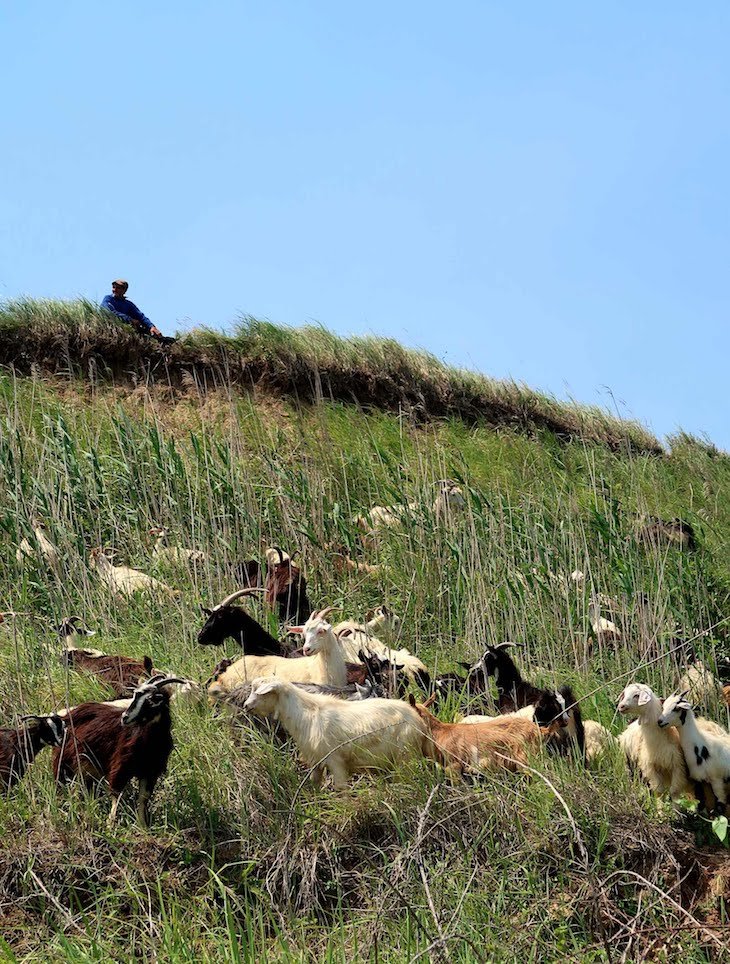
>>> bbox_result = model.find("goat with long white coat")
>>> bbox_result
[333,607,429,689]
[658,692,730,811]
[90,548,178,599]
[617,683,694,801]
[243,676,429,787]
[208,608,348,697]
[354,481,466,547]
[150,526,207,565]
[16,522,61,578]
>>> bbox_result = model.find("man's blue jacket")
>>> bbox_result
[101,295,154,332]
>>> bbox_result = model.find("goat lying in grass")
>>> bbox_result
[243,677,429,788]
[408,694,557,780]
[208,608,348,696]
[354,480,466,548]
[62,640,155,698]
[90,548,179,599]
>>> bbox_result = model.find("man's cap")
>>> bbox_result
[112,279,128,289]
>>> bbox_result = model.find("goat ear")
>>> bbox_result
[143,656,154,675]
[458,662,473,672]
[408,693,416,708]
[201,606,212,616]
[254,679,279,696]
[637,689,652,706]
[288,626,304,635]
[422,693,438,709]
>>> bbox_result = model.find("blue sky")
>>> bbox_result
[2,2,729,447]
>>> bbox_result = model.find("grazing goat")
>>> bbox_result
[409,694,554,780]
[150,526,207,565]
[0,714,66,789]
[658,692,730,812]
[90,548,178,599]
[53,674,185,827]
[16,521,61,577]
[354,481,466,547]
[62,640,155,698]
[243,677,429,787]
[208,608,348,696]
[638,516,697,551]
[617,683,695,802]
[197,588,281,654]
[264,547,313,624]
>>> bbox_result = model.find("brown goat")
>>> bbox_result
[63,647,155,698]
[408,694,553,780]
[53,675,184,826]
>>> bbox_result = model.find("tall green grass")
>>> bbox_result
[0,373,728,961]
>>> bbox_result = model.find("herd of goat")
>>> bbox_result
[3,501,730,831]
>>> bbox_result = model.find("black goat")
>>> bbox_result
[197,588,283,655]
[470,642,569,726]
[0,714,66,789]
[54,674,185,827]
[538,684,586,761]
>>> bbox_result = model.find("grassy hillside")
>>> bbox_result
[1,328,730,959]
[0,298,664,453]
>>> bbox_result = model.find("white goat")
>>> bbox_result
[658,692,730,809]
[90,548,179,599]
[150,527,207,565]
[208,608,348,697]
[354,481,466,546]
[243,676,429,788]
[16,522,61,578]
[589,596,621,643]
[679,659,724,708]
[617,683,693,801]
[582,721,619,764]
[332,607,428,686]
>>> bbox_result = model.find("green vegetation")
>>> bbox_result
[0,335,729,959]
[0,298,663,453]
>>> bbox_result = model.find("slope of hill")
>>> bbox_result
[1,309,729,961]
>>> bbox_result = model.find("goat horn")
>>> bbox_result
[19,714,45,722]
[213,587,266,610]
[315,607,334,621]
[153,676,189,689]
[495,641,520,649]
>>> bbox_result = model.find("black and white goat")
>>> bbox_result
[0,714,66,789]
[53,674,185,827]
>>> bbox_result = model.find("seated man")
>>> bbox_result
[101,280,164,339]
